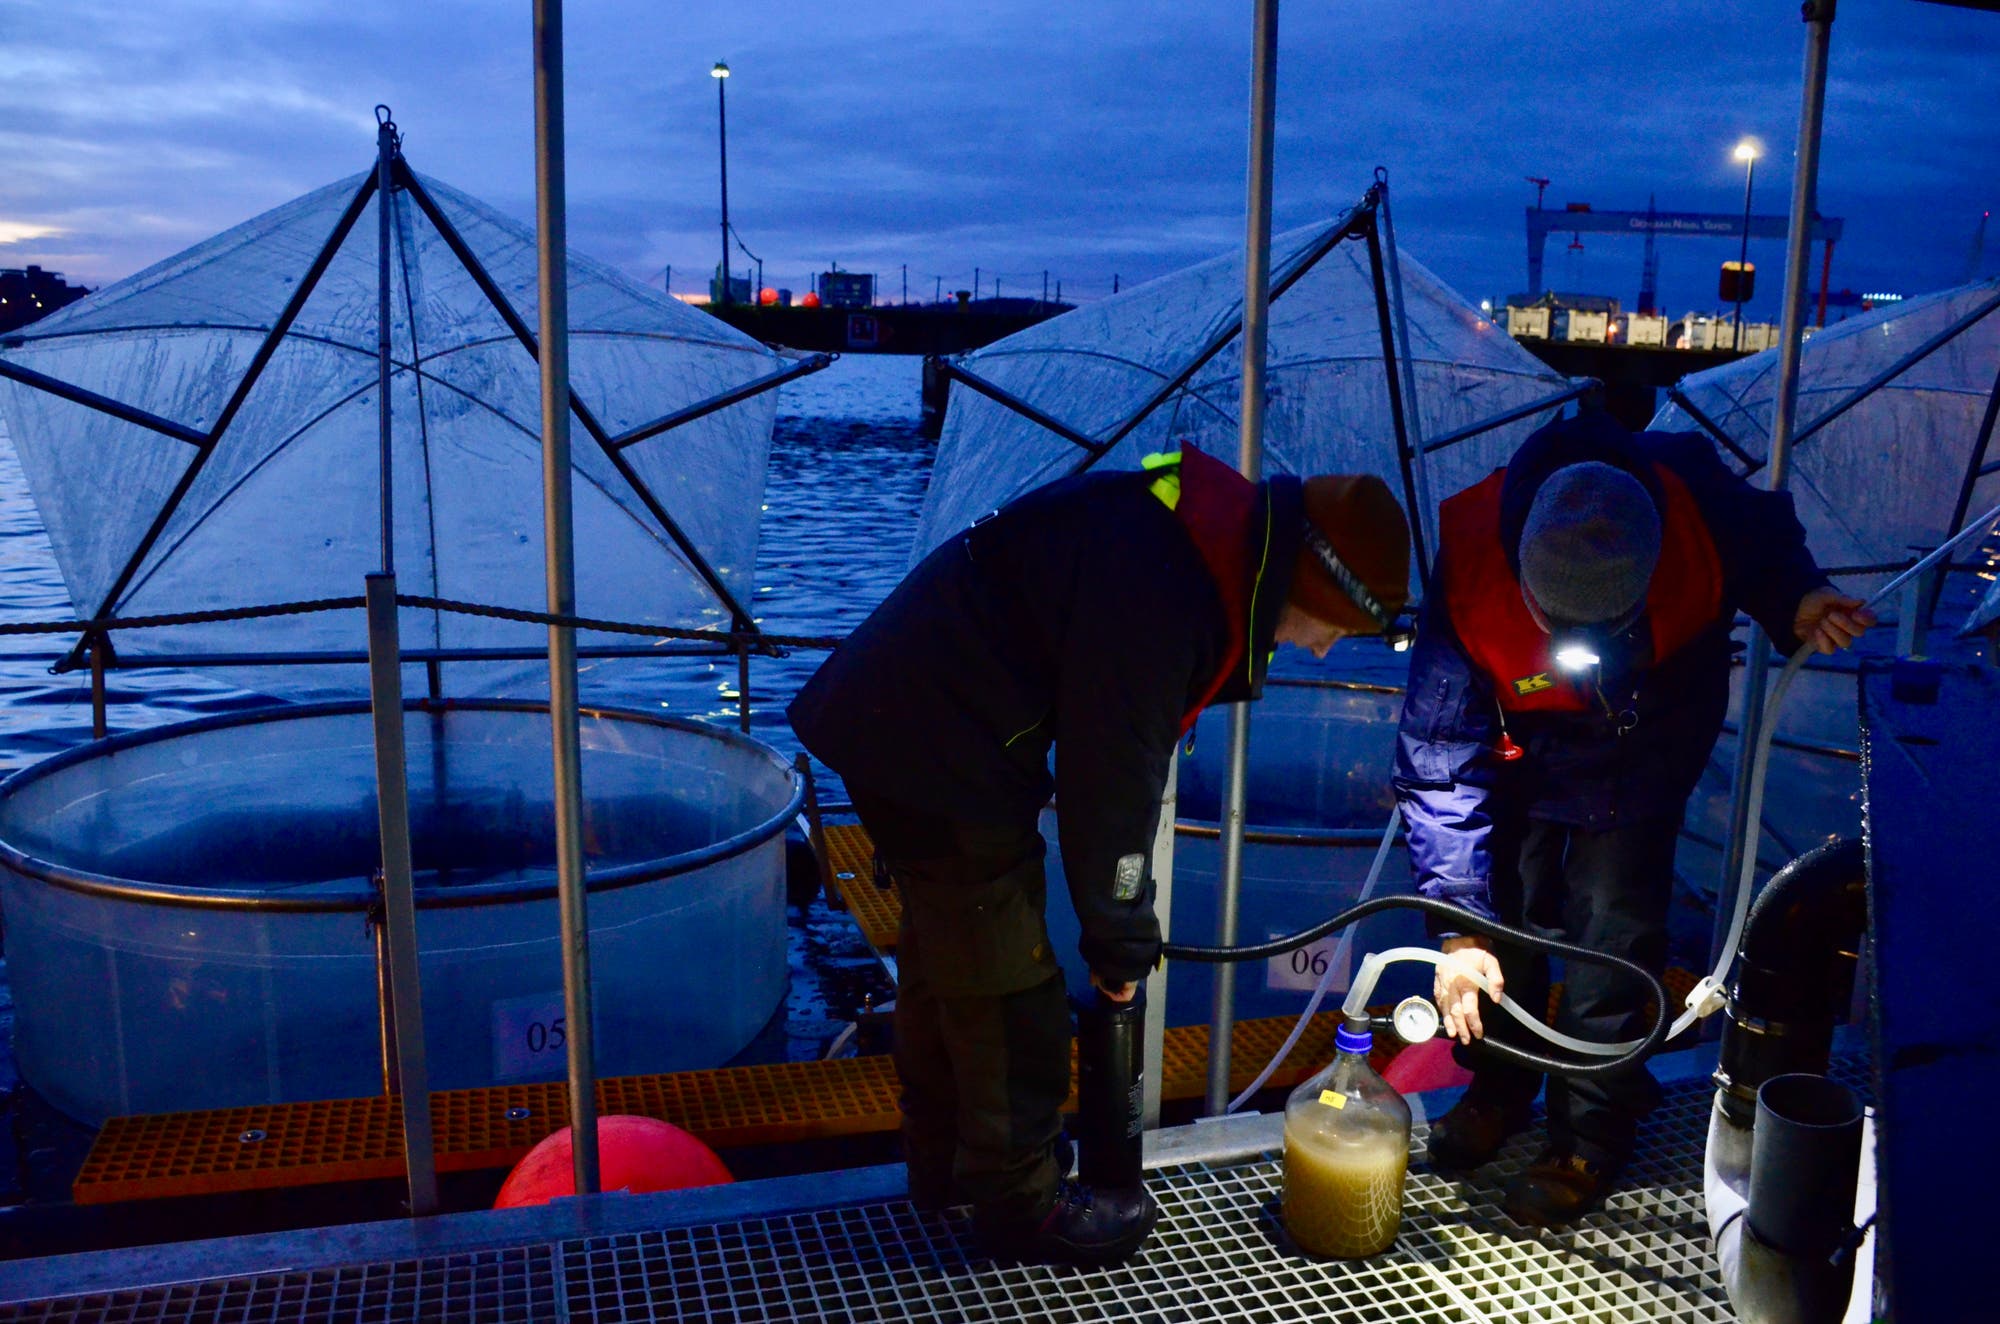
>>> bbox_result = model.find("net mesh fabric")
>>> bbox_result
[0,169,784,700]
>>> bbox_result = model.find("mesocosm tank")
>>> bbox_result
[0,699,801,1123]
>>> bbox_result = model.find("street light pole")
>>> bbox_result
[713,61,731,306]
[1732,140,1758,346]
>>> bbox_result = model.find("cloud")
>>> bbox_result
[0,0,1991,312]
[0,221,64,246]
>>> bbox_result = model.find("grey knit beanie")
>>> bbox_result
[1517,462,1662,627]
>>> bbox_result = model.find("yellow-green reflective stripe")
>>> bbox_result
[1004,716,1044,747]
[1142,450,1182,510]
[1245,485,1273,684]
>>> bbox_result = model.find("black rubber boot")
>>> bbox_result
[1502,1148,1617,1227]
[1424,1096,1535,1171]
[976,1179,1158,1268]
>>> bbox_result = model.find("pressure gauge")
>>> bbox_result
[1392,995,1441,1044]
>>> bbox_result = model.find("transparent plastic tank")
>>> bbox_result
[0,700,801,1123]
[1281,1019,1412,1258]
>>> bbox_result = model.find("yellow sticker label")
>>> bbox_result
[1513,672,1555,696]
[1319,1089,1348,1110]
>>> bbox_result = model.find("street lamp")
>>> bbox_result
[1730,138,1759,347]
[712,61,730,306]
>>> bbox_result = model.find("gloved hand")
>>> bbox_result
[1435,937,1504,1045]
[1090,972,1138,1003]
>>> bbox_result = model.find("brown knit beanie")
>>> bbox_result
[1289,474,1412,633]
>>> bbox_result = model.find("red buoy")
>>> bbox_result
[1382,1037,1474,1095]
[494,1114,733,1209]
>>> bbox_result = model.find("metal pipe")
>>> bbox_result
[716,62,730,305]
[609,353,834,450]
[737,638,751,733]
[1374,171,1438,566]
[1714,0,1837,978]
[377,108,396,576]
[533,0,599,1197]
[1366,221,1430,584]
[89,636,107,739]
[363,574,438,1215]
[1207,0,1279,1117]
[1142,751,1176,1130]
[1732,153,1755,347]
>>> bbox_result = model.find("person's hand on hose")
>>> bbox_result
[1792,586,1875,656]
[1435,936,1503,1045]
[1090,972,1138,1003]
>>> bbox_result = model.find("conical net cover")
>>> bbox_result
[1652,279,2000,617]
[916,211,1576,585]
[0,168,784,699]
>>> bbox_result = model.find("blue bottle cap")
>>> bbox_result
[1335,1024,1373,1055]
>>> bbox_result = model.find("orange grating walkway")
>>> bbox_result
[74,1014,1348,1205]
[819,821,901,949]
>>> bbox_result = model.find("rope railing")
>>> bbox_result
[0,594,847,653]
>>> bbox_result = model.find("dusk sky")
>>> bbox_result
[4,1,1996,320]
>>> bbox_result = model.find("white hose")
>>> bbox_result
[1224,805,1402,1112]
[1343,946,1629,1057]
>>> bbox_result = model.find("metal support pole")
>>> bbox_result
[1733,155,1755,347]
[364,574,438,1216]
[535,0,600,1196]
[1207,0,1279,1117]
[89,635,107,739]
[1375,171,1438,570]
[1142,752,1176,1130]
[716,65,731,305]
[737,637,752,733]
[1712,0,1836,977]
[376,108,397,573]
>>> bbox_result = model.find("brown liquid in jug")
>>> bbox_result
[1281,1119,1408,1258]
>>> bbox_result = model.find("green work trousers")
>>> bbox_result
[852,793,1071,1229]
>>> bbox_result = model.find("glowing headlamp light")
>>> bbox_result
[1553,639,1601,672]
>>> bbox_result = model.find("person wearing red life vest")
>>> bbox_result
[1392,411,1872,1225]
[790,446,1409,1266]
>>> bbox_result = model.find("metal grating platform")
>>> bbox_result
[6,1058,1870,1322]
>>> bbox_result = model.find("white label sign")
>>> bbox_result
[492,990,569,1082]
[1266,931,1351,994]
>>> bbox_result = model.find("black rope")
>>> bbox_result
[0,593,846,652]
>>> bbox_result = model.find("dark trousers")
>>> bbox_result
[851,793,1071,1228]
[1456,812,1679,1167]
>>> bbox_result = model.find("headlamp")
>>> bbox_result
[1553,638,1602,673]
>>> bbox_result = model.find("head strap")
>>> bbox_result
[1302,524,1396,630]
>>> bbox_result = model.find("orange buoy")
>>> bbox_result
[494,1114,733,1209]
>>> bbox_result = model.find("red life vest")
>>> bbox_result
[1152,446,1270,734]
[1438,463,1724,714]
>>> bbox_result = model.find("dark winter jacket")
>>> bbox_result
[790,448,1304,983]
[1392,414,1828,924]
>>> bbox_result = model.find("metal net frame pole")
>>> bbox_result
[361,108,438,1217]
[534,0,600,1196]
[1374,170,1439,575]
[1713,0,1836,975]
[1207,0,1280,1117]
